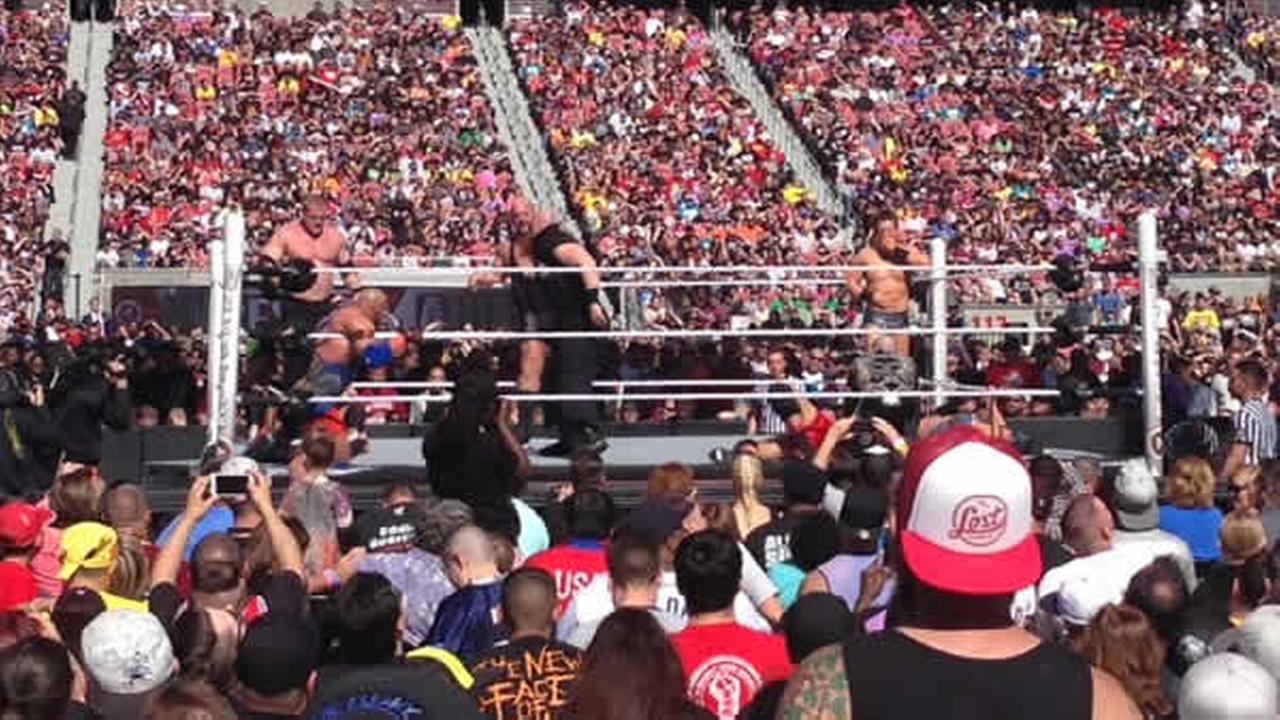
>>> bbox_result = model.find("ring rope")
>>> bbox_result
[310,326,1054,342]
[347,378,1025,392]
[311,263,1053,276]
[308,388,1061,404]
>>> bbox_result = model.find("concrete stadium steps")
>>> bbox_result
[66,21,112,317]
[709,23,849,224]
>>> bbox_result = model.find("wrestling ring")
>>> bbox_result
[167,210,1164,510]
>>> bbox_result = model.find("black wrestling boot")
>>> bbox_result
[514,398,535,445]
[540,425,608,458]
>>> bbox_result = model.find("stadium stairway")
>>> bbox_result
[468,26,582,235]
[64,20,112,318]
[44,22,88,248]
[709,23,851,229]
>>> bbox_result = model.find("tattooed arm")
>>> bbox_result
[775,644,852,720]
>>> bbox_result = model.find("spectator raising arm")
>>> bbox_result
[247,471,304,579]
[151,476,217,588]
[101,358,132,431]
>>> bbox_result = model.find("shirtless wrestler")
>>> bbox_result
[309,288,403,393]
[258,194,361,329]
[302,289,405,462]
[844,210,930,357]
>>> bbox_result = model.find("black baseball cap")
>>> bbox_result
[839,485,889,551]
[357,502,428,554]
[784,594,855,662]
[623,497,691,547]
[304,663,479,719]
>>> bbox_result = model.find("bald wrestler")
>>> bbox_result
[306,288,403,394]
[844,209,930,357]
[470,197,608,457]
[296,289,405,462]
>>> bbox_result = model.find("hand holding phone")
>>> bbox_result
[211,474,250,498]
[185,476,218,521]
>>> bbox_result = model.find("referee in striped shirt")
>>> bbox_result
[1222,358,1276,479]
[751,347,802,436]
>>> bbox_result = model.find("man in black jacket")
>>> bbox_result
[58,82,86,160]
[52,355,131,466]
[0,372,60,499]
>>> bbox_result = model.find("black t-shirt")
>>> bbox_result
[307,663,485,719]
[423,422,518,508]
[148,581,184,631]
[1186,564,1234,642]
[842,631,1092,720]
[745,511,812,571]
[471,636,582,720]
[511,225,590,330]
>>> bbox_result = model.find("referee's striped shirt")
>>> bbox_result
[755,377,803,435]
[1233,398,1277,466]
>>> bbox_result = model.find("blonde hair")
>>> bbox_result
[1231,466,1263,510]
[1219,510,1268,565]
[1166,457,1215,509]
[49,469,102,528]
[107,536,151,601]
[731,454,764,500]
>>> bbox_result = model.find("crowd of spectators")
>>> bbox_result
[508,2,844,266]
[0,7,68,331]
[737,1,1279,302]
[0,376,1277,719]
[1232,6,1280,81]
[99,1,519,270]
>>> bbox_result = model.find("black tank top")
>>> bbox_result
[842,631,1092,720]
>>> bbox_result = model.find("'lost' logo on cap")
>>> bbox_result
[947,495,1009,547]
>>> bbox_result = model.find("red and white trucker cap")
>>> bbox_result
[896,425,1042,595]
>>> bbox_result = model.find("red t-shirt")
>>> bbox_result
[523,540,608,616]
[671,623,793,720]
[800,410,836,453]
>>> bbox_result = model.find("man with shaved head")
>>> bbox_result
[103,483,151,542]
[471,568,582,720]
[308,287,400,391]
[427,524,506,658]
[1038,494,1169,626]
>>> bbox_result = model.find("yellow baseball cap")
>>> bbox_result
[59,523,119,581]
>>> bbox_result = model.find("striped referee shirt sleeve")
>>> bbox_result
[1233,402,1263,465]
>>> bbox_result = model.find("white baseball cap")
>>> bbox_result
[81,610,175,695]
[1054,574,1118,627]
[1178,653,1277,720]
[897,425,1040,595]
[1112,459,1159,531]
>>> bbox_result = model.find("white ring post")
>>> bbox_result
[215,210,246,447]
[930,236,948,408]
[1138,211,1163,476]
[206,235,225,446]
